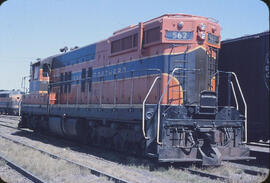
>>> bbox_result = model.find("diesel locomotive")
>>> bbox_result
[19,14,252,165]
[0,90,22,115]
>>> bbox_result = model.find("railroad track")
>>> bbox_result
[182,161,269,183]
[248,142,270,148]
[0,118,268,183]
[0,153,46,183]
[222,162,268,176]
[0,125,181,183]
[179,167,232,182]
[0,119,19,126]
[0,115,20,122]
[0,133,129,183]
[0,120,232,182]
[0,122,20,130]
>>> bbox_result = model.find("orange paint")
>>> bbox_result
[211,76,216,92]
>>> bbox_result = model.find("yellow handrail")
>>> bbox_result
[231,72,247,144]
[142,76,160,139]
[157,68,199,145]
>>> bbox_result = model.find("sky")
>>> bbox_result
[0,0,269,90]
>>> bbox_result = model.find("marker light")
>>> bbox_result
[178,22,184,29]
[199,23,206,31]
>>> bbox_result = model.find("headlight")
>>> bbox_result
[178,21,184,29]
[199,23,206,31]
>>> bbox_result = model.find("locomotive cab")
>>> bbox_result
[22,56,57,108]
[30,61,50,93]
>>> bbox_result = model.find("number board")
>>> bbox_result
[208,33,219,45]
[165,31,193,40]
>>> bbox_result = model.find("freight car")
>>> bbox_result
[19,14,252,166]
[0,90,22,115]
[219,31,269,142]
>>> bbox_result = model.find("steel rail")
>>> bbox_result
[0,133,130,183]
[0,122,19,130]
[0,119,19,123]
[1,118,266,182]
[0,121,233,183]
[0,153,47,183]
[0,122,176,183]
[222,162,268,176]
[0,122,134,172]
[179,167,232,182]
[0,116,19,122]
[179,162,267,183]
[0,114,20,118]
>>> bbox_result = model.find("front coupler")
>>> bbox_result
[155,118,251,166]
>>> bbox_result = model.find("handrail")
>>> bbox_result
[49,69,161,86]
[142,76,160,139]
[230,81,239,110]
[217,71,247,144]
[156,74,175,145]
[231,72,247,144]
[49,68,161,106]
[214,71,248,143]
[157,68,199,145]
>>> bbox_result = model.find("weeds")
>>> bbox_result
[0,137,112,183]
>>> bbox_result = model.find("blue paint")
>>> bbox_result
[53,48,202,87]
[52,43,96,68]
[30,80,40,92]
[92,55,165,82]
[64,55,165,85]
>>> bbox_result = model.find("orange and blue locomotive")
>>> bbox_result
[19,14,252,165]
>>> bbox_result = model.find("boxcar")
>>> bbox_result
[219,31,269,142]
